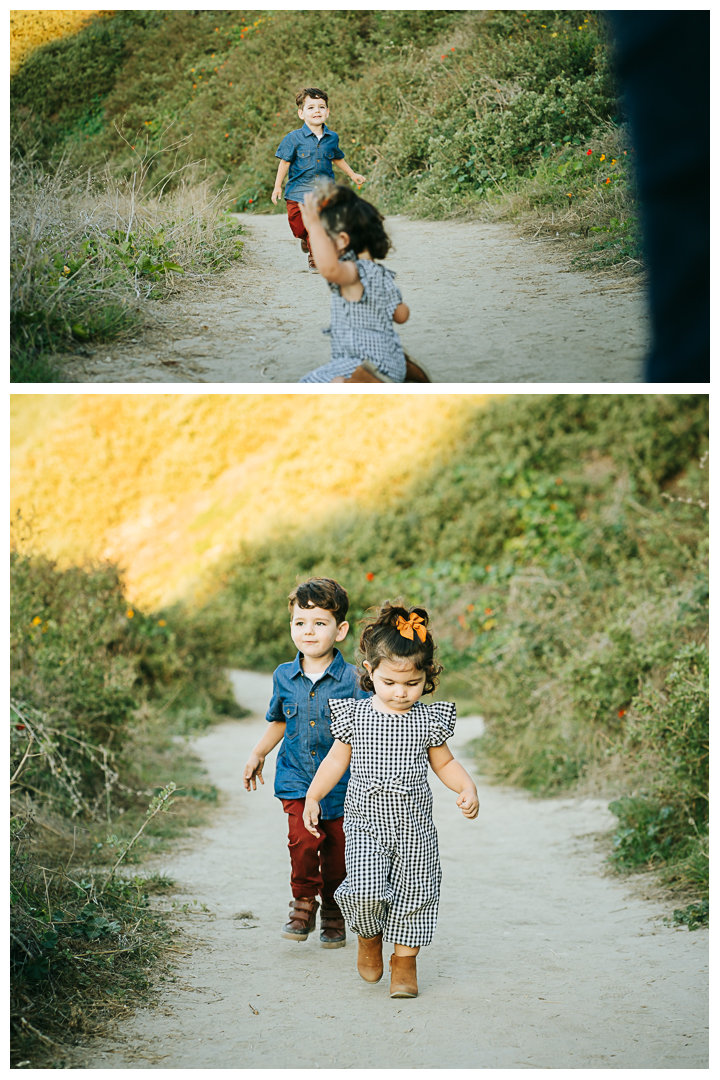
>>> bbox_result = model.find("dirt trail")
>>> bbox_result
[84,672,707,1069]
[67,216,648,384]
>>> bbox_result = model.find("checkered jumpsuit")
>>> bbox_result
[299,252,407,383]
[329,697,456,947]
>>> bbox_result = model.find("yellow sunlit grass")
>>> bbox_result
[10,10,109,75]
[11,394,494,607]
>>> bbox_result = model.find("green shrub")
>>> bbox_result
[10,542,243,816]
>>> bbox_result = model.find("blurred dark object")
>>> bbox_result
[609,11,709,382]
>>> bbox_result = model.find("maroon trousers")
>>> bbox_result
[282,798,345,908]
[286,200,312,255]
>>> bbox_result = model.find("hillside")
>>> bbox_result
[10,393,489,605]
[12,9,630,224]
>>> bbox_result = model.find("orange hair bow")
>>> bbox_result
[395,612,427,643]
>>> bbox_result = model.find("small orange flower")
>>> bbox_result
[599,154,605,161]
[467,604,475,612]
[555,477,563,485]
[618,708,626,718]
[158,619,167,627]
[485,565,492,573]
[586,149,592,155]
[126,609,135,618]
[484,607,493,616]
[366,572,374,581]
[550,503,558,511]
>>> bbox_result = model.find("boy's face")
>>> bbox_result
[290,603,348,660]
[298,97,329,127]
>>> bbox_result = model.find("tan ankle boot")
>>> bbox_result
[389,954,418,997]
[357,934,383,983]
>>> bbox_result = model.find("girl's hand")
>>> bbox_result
[303,797,322,838]
[300,191,321,225]
[243,753,265,791]
[352,172,367,187]
[271,186,282,205]
[456,788,479,819]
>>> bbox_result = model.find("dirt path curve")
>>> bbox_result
[85,672,707,1069]
[69,216,648,384]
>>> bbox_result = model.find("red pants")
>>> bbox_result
[282,798,345,908]
[286,200,312,255]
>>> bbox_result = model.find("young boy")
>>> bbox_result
[243,577,369,947]
[271,87,367,272]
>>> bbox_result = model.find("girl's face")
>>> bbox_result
[365,658,425,713]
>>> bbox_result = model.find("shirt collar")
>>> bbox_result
[302,122,325,139]
[291,647,346,680]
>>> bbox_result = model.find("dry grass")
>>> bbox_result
[10,139,244,380]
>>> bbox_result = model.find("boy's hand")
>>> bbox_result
[271,186,282,205]
[457,788,479,819]
[303,796,321,838]
[243,752,265,791]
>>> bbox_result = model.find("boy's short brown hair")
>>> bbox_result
[288,577,349,624]
[295,87,329,108]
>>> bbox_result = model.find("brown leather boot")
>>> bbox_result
[319,906,346,949]
[403,351,433,383]
[344,360,387,383]
[389,954,418,997]
[357,934,384,982]
[281,897,319,941]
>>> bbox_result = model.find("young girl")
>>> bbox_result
[297,185,431,383]
[303,601,478,998]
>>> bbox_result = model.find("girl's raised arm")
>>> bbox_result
[303,739,353,836]
[428,743,479,819]
[299,193,360,286]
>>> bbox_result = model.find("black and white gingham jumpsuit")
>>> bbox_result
[329,697,456,947]
[299,253,407,383]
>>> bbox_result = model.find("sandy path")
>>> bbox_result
[84,672,707,1069]
[66,216,648,384]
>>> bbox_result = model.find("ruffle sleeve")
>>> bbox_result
[329,698,357,745]
[426,701,457,747]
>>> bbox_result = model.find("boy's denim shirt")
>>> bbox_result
[275,123,345,203]
[267,648,369,820]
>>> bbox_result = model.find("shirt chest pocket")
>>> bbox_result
[283,703,299,739]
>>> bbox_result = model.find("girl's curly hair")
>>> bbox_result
[316,181,391,260]
[357,598,443,695]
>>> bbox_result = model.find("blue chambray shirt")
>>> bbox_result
[266,648,369,819]
[275,123,345,203]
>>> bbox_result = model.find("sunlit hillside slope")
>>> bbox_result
[10,10,107,75]
[10,394,490,607]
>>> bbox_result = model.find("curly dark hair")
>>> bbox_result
[316,182,391,261]
[357,598,443,695]
[295,87,328,108]
[287,577,349,624]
